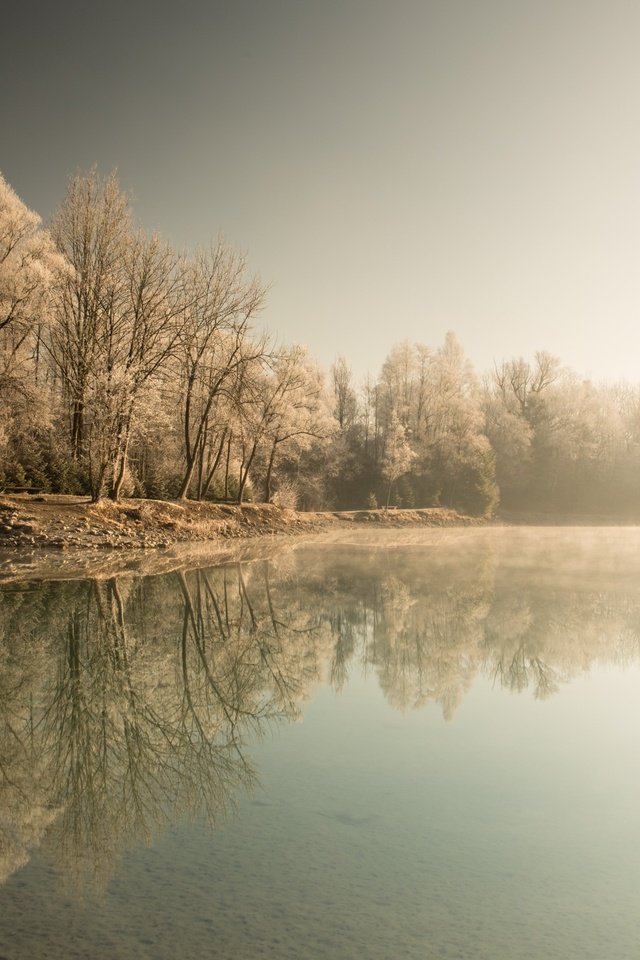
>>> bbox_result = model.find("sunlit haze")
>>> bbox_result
[3,0,640,380]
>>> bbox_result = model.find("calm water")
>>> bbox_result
[0,528,639,959]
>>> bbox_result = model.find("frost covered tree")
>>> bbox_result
[231,346,335,505]
[381,409,414,508]
[259,346,336,504]
[418,332,498,514]
[173,243,267,500]
[353,334,498,514]
[0,174,66,483]
[106,232,184,500]
[48,171,186,500]
[49,170,131,468]
[331,355,358,431]
[0,173,64,373]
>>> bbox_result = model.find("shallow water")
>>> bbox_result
[0,528,639,959]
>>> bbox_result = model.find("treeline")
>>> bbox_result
[326,342,640,516]
[2,168,640,515]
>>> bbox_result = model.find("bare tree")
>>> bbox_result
[49,170,131,465]
[233,346,335,504]
[106,231,184,500]
[493,351,561,418]
[48,171,188,500]
[331,355,358,430]
[174,243,267,500]
[260,347,335,503]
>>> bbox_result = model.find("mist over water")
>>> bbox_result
[1,528,639,959]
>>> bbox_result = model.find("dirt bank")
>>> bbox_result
[0,494,483,580]
[0,495,330,550]
[0,496,482,551]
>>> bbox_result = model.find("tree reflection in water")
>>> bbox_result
[0,562,327,889]
[1,534,640,889]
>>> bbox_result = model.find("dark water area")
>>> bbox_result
[0,529,639,959]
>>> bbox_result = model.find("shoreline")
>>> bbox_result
[3,493,638,583]
[1,495,639,583]
[0,494,481,550]
[0,494,481,581]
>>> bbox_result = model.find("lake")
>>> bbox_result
[0,527,639,959]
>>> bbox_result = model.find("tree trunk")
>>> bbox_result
[264,440,277,502]
[71,400,84,459]
[196,421,208,500]
[91,461,109,503]
[201,428,228,500]
[224,431,232,499]
[178,454,196,500]
[238,441,258,504]
[110,436,130,501]
[110,411,133,502]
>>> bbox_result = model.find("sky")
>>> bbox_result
[3,0,640,383]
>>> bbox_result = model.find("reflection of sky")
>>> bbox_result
[239,662,640,959]
[2,660,638,959]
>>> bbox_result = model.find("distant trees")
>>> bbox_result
[323,336,640,518]
[482,352,640,514]
[325,334,498,515]
[331,355,358,431]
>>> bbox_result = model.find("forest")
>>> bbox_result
[2,168,640,517]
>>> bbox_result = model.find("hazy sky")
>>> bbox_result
[3,0,640,382]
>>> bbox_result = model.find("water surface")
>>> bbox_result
[0,528,639,958]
